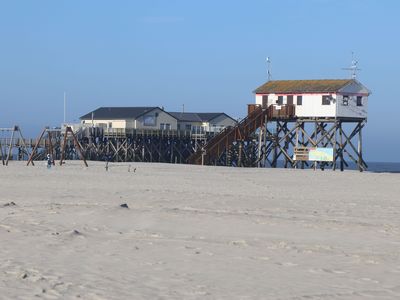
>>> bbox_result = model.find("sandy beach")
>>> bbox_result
[1,161,400,299]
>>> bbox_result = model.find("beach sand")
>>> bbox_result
[1,161,400,299]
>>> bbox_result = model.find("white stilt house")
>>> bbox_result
[251,79,371,171]
[254,79,370,120]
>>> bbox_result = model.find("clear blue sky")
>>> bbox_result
[0,0,399,162]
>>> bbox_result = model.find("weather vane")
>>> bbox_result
[266,57,272,81]
[342,52,361,79]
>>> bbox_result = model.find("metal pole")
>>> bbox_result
[64,92,66,124]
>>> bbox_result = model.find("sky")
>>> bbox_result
[0,0,399,162]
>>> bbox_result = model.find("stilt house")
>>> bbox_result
[254,79,370,120]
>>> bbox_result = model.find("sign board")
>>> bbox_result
[293,147,334,162]
[309,147,334,162]
[293,147,309,161]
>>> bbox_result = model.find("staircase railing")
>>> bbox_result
[188,105,268,165]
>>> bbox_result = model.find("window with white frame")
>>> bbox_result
[297,95,302,105]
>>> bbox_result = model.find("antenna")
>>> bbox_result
[266,57,272,81]
[63,92,66,124]
[342,52,361,79]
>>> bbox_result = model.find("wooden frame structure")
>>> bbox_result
[256,118,367,171]
[188,105,367,171]
[0,126,30,166]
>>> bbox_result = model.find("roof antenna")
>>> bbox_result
[342,51,361,79]
[266,57,272,81]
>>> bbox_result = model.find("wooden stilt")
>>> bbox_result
[5,127,16,166]
[0,139,4,165]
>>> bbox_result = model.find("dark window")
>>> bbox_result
[342,95,349,106]
[322,95,331,105]
[262,95,269,107]
[287,95,293,105]
[185,124,192,131]
[297,95,302,105]
[357,96,363,106]
[277,96,283,105]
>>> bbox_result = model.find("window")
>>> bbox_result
[297,95,302,106]
[342,95,349,106]
[143,115,156,126]
[277,96,283,105]
[185,124,192,131]
[262,95,269,107]
[322,95,331,105]
[160,123,171,130]
[357,96,363,106]
[108,122,112,128]
[287,95,293,105]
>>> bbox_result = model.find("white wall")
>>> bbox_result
[295,94,336,118]
[81,119,128,128]
[256,93,336,118]
[255,81,369,119]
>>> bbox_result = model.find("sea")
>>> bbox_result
[274,161,400,173]
[355,162,400,173]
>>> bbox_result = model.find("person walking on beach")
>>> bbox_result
[46,154,52,169]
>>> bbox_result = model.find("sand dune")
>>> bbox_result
[1,161,400,299]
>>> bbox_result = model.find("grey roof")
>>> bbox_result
[169,112,234,122]
[80,107,237,123]
[80,107,159,120]
[168,112,202,122]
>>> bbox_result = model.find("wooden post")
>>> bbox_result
[5,127,16,166]
[358,121,363,172]
[16,126,32,164]
[27,128,47,166]
[59,127,69,165]
[339,122,344,172]
[48,131,55,165]
[301,122,305,169]
[332,120,338,171]
[68,127,88,167]
[0,138,4,165]
[238,141,243,167]
[294,121,300,169]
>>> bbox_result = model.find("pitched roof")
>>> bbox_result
[169,112,234,122]
[197,113,226,122]
[168,112,202,122]
[254,79,354,94]
[80,107,159,120]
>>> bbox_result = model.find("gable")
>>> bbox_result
[338,80,371,95]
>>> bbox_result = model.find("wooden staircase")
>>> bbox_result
[188,105,269,165]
